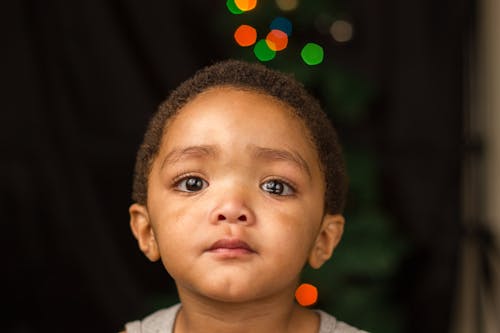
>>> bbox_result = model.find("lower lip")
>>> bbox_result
[207,248,254,258]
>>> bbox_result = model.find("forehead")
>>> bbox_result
[156,87,322,174]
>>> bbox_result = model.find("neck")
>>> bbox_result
[174,287,318,333]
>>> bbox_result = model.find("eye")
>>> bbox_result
[175,176,208,192]
[260,179,295,196]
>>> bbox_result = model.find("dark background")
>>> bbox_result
[1,1,473,332]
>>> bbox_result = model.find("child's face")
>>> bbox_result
[130,87,344,303]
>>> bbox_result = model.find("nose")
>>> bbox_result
[209,192,255,225]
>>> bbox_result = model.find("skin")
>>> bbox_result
[128,87,345,333]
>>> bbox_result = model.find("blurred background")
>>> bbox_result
[2,0,498,332]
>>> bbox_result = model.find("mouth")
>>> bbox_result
[207,238,256,256]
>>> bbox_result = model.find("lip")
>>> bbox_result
[207,238,256,257]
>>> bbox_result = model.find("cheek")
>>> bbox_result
[151,200,203,252]
[261,208,319,259]
[153,206,203,277]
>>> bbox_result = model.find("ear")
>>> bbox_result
[308,214,345,269]
[129,203,160,262]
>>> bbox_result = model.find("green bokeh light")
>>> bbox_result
[226,0,244,14]
[253,39,276,62]
[301,43,324,65]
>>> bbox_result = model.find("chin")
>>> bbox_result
[200,279,261,303]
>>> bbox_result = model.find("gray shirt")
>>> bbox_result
[125,303,368,333]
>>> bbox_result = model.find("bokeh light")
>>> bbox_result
[270,17,292,36]
[234,0,257,12]
[295,283,318,306]
[275,0,299,11]
[330,19,354,43]
[265,29,288,51]
[226,0,244,14]
[253,39,276,61]
[301,43,324,65]
[234,25,257,47]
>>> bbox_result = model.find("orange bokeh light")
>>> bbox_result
[234,0,257,11]
[265,29,288,51]
[234,25,257,47]
[295,283,318,306]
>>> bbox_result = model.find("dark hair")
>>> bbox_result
[132,59,347,214]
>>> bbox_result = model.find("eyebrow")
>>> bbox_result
[249,145,312,179]
[160,145,219,170]
[159,144,312,179]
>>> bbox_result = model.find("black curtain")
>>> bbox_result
[378,1,472,332]
[1,1,472,332]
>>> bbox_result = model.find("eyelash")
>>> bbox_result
[171,173,208,193]
[260,177,297,196]
[170,173,297,196]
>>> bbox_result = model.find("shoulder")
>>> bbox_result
[123,303,181,333]
[316,309,370,333]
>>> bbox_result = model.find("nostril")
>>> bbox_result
[215,213,248,223]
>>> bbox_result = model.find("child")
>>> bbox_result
[123,60,367,333]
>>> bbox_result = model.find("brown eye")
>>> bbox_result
[176,176,208,192]
[261,179,294,196]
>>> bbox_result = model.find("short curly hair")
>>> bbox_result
[132,59,347,214]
